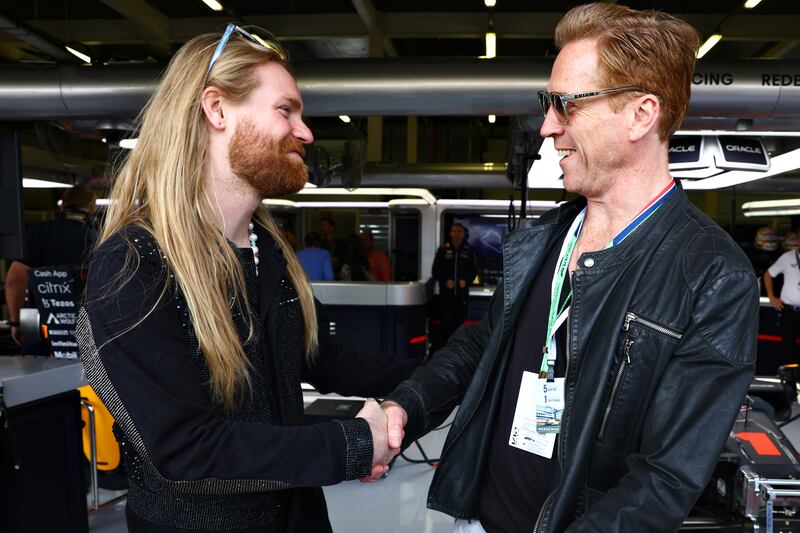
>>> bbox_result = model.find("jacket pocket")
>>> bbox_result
[597,312,684,442]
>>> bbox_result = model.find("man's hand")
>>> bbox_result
[446,279,455,289]
[769,295,785,312]
[356,398,398,482]
[383,400,408,450]
[358,400,408,483]
[458,279,466,289]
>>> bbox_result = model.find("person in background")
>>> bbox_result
[432,222,478,341]
[5,185,96,349]
[765,230,800,359]
[319,216,346,275]
[377,5,757,532]
[751,226,783,296]
[297,231,334,281]
[280,227,298,251]
[360,230,391,282]
[339,233,372,281]
[76,25,412,533]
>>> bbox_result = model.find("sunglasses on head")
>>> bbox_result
[537,86,651,124]
[207,23,286,74]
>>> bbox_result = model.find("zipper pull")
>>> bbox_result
[624,339,633,364]
[623,312,636,331]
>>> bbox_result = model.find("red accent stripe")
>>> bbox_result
[464,320,480,325]
[759,334,782,342]
[409,336,427,345]
[735,432,782,456]
[637,180,676,216]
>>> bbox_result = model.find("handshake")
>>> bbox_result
[355,398,408,482]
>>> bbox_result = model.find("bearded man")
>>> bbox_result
[77,24,413,533]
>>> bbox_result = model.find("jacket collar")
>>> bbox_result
[502,185,689,314]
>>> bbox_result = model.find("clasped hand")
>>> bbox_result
[355,399,408,482]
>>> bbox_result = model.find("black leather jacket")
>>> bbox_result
[387,187,758,532]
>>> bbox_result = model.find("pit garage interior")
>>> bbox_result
[3,1,800,532]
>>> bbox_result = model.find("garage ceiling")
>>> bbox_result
[1,0,799,64]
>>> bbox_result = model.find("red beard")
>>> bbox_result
[228,119,308,198]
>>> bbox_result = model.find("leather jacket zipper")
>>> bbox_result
[597,338,634,441]
[597,314,682,440]
[622,312,683,340]
[533,314,572,533]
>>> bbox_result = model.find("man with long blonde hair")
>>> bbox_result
[77,24,411,532]
[380,4,758,532]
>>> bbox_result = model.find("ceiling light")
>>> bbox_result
[488,115,496,124]
[697,34,722,59]
[23,178,73,189]
[743,209,800,217]
[485,31,496,59]
[119,138,138,150]
[201,0,224,11]
[65,45,91,64]
[101,138,107,143]
[339,115,351,123]
[742,199,800,210]
[743,0,762,8]
[296,187,437,205]
[676,130,800,137]
[484,0,496,6]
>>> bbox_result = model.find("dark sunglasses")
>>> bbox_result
[207,23,286,74]
[538,86,651,124]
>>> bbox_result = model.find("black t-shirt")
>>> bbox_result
[21,217,95,268]
[480,229,571,533]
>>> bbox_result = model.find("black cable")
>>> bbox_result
[400,440,440,466]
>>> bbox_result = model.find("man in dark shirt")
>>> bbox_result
[4,185,96,348]
[432,223,479,341]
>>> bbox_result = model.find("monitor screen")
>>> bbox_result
[453,214,508,286]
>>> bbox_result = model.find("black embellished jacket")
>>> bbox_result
[77,225,418,532]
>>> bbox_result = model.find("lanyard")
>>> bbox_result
[539,179,677,381]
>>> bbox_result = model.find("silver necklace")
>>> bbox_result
[248,222,259,273]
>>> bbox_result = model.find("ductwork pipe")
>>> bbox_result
[0,59,798,120]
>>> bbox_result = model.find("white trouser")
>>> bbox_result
[453,518,488,533]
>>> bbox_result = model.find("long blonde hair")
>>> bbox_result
[101,31,318,410]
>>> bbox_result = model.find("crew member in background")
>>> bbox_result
[5,185,96,350]
[360,230,391,282]
[319,216,345,275]
[297,231,334,281]
[765,230,800,359]
[751,226,782,296]
[432,222,478,341]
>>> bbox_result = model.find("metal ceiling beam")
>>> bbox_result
[351,0,397,57]
[0,14,75,62]
[759,41,799,60]
[98,0,170,55]
[17,13,800,45]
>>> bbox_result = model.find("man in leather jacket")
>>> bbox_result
[377,4,759,532]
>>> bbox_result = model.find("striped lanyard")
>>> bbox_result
[539,179,677,380]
